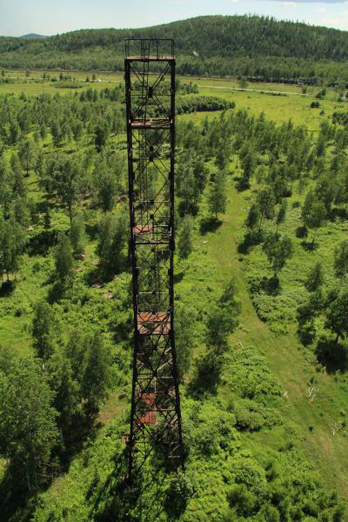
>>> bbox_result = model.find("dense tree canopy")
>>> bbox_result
[2,16,348,83]
[0,356,58,491]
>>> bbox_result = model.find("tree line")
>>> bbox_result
[3,15,348,84]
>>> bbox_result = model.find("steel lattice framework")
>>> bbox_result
[125,39,184,479]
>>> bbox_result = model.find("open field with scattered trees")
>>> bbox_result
[2,36,348,519]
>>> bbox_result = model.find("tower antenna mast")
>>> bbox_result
[125,38,184,479]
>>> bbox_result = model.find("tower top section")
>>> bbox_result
[125,38,174,61]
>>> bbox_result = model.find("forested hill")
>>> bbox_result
[20,34,46,40]
[5,16,348,60]
[2,15,348,83]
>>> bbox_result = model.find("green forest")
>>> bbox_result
[3,13,348,522]
[2,15,348,84]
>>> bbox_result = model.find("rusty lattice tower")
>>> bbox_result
[125,39,184,479]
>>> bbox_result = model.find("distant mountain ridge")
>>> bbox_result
[20,33,46,40]
[0,15,348,83]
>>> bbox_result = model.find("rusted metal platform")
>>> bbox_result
[137,312,171,335]
[130,120,172,130]
[133,225,153,235]
[126,56,175,62]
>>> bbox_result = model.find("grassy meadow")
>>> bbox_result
[0,68,343,130]
[1,68,348,520]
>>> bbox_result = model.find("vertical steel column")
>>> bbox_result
[125,39,184,480]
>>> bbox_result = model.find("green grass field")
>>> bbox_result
[1,69,344,130]
[170,170,348,500]
[2,69,348,519]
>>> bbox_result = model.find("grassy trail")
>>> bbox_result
[199,183,348,500]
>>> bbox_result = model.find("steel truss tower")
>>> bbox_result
[125,39,184,479]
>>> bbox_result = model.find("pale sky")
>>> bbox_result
[1,0,348,37]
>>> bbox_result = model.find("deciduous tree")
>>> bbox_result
[97,211,127,279]
[0,357,58,491]
[263,232,293,278]
[334,240,348,280]
[70,213,86,258]
[0,216,26,279]
[208,170,227,219]
[32,301,57,362]
[54,234,74,287]
[94,158,117,212]
[207,279,241,352]
[82,334,110,416]
[54,155,82,224]
[18,138,37,176]
[305,262,324,292]
[275,200,287,235]
[94,123,109,153]
[178,216,193,260]
[256,187,275,231]
[301,191,326,245]
[325,287,348,343]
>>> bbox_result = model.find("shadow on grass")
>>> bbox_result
[36,200,55,213]
[200,217,222,236]
[28,229,58,257]
[0,413,101,521]
[90,450,163,521]
[0,281,15,298]
[90,445,185,522]
[235,177,250,192]
[295,226,308,239]
[301,240,317,252]
[0,469,33,522]
[85,222,99,240]
[249,275,280,297]
[238,230,263,254]
[91,461,135,522]
[84,267,104,288]
[47,278,76,303]
[315,336,348,374]
[59,411,101,469]
[330,208,348,222]
[83,256,129,288]
[174,272,185,284]
[188,353,222,398]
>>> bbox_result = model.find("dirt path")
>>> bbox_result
[200,85,307,97]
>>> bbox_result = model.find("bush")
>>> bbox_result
[176,96,235,114]
[234,403,265,432]
[54,81,83,89]
[298,319,316,346]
